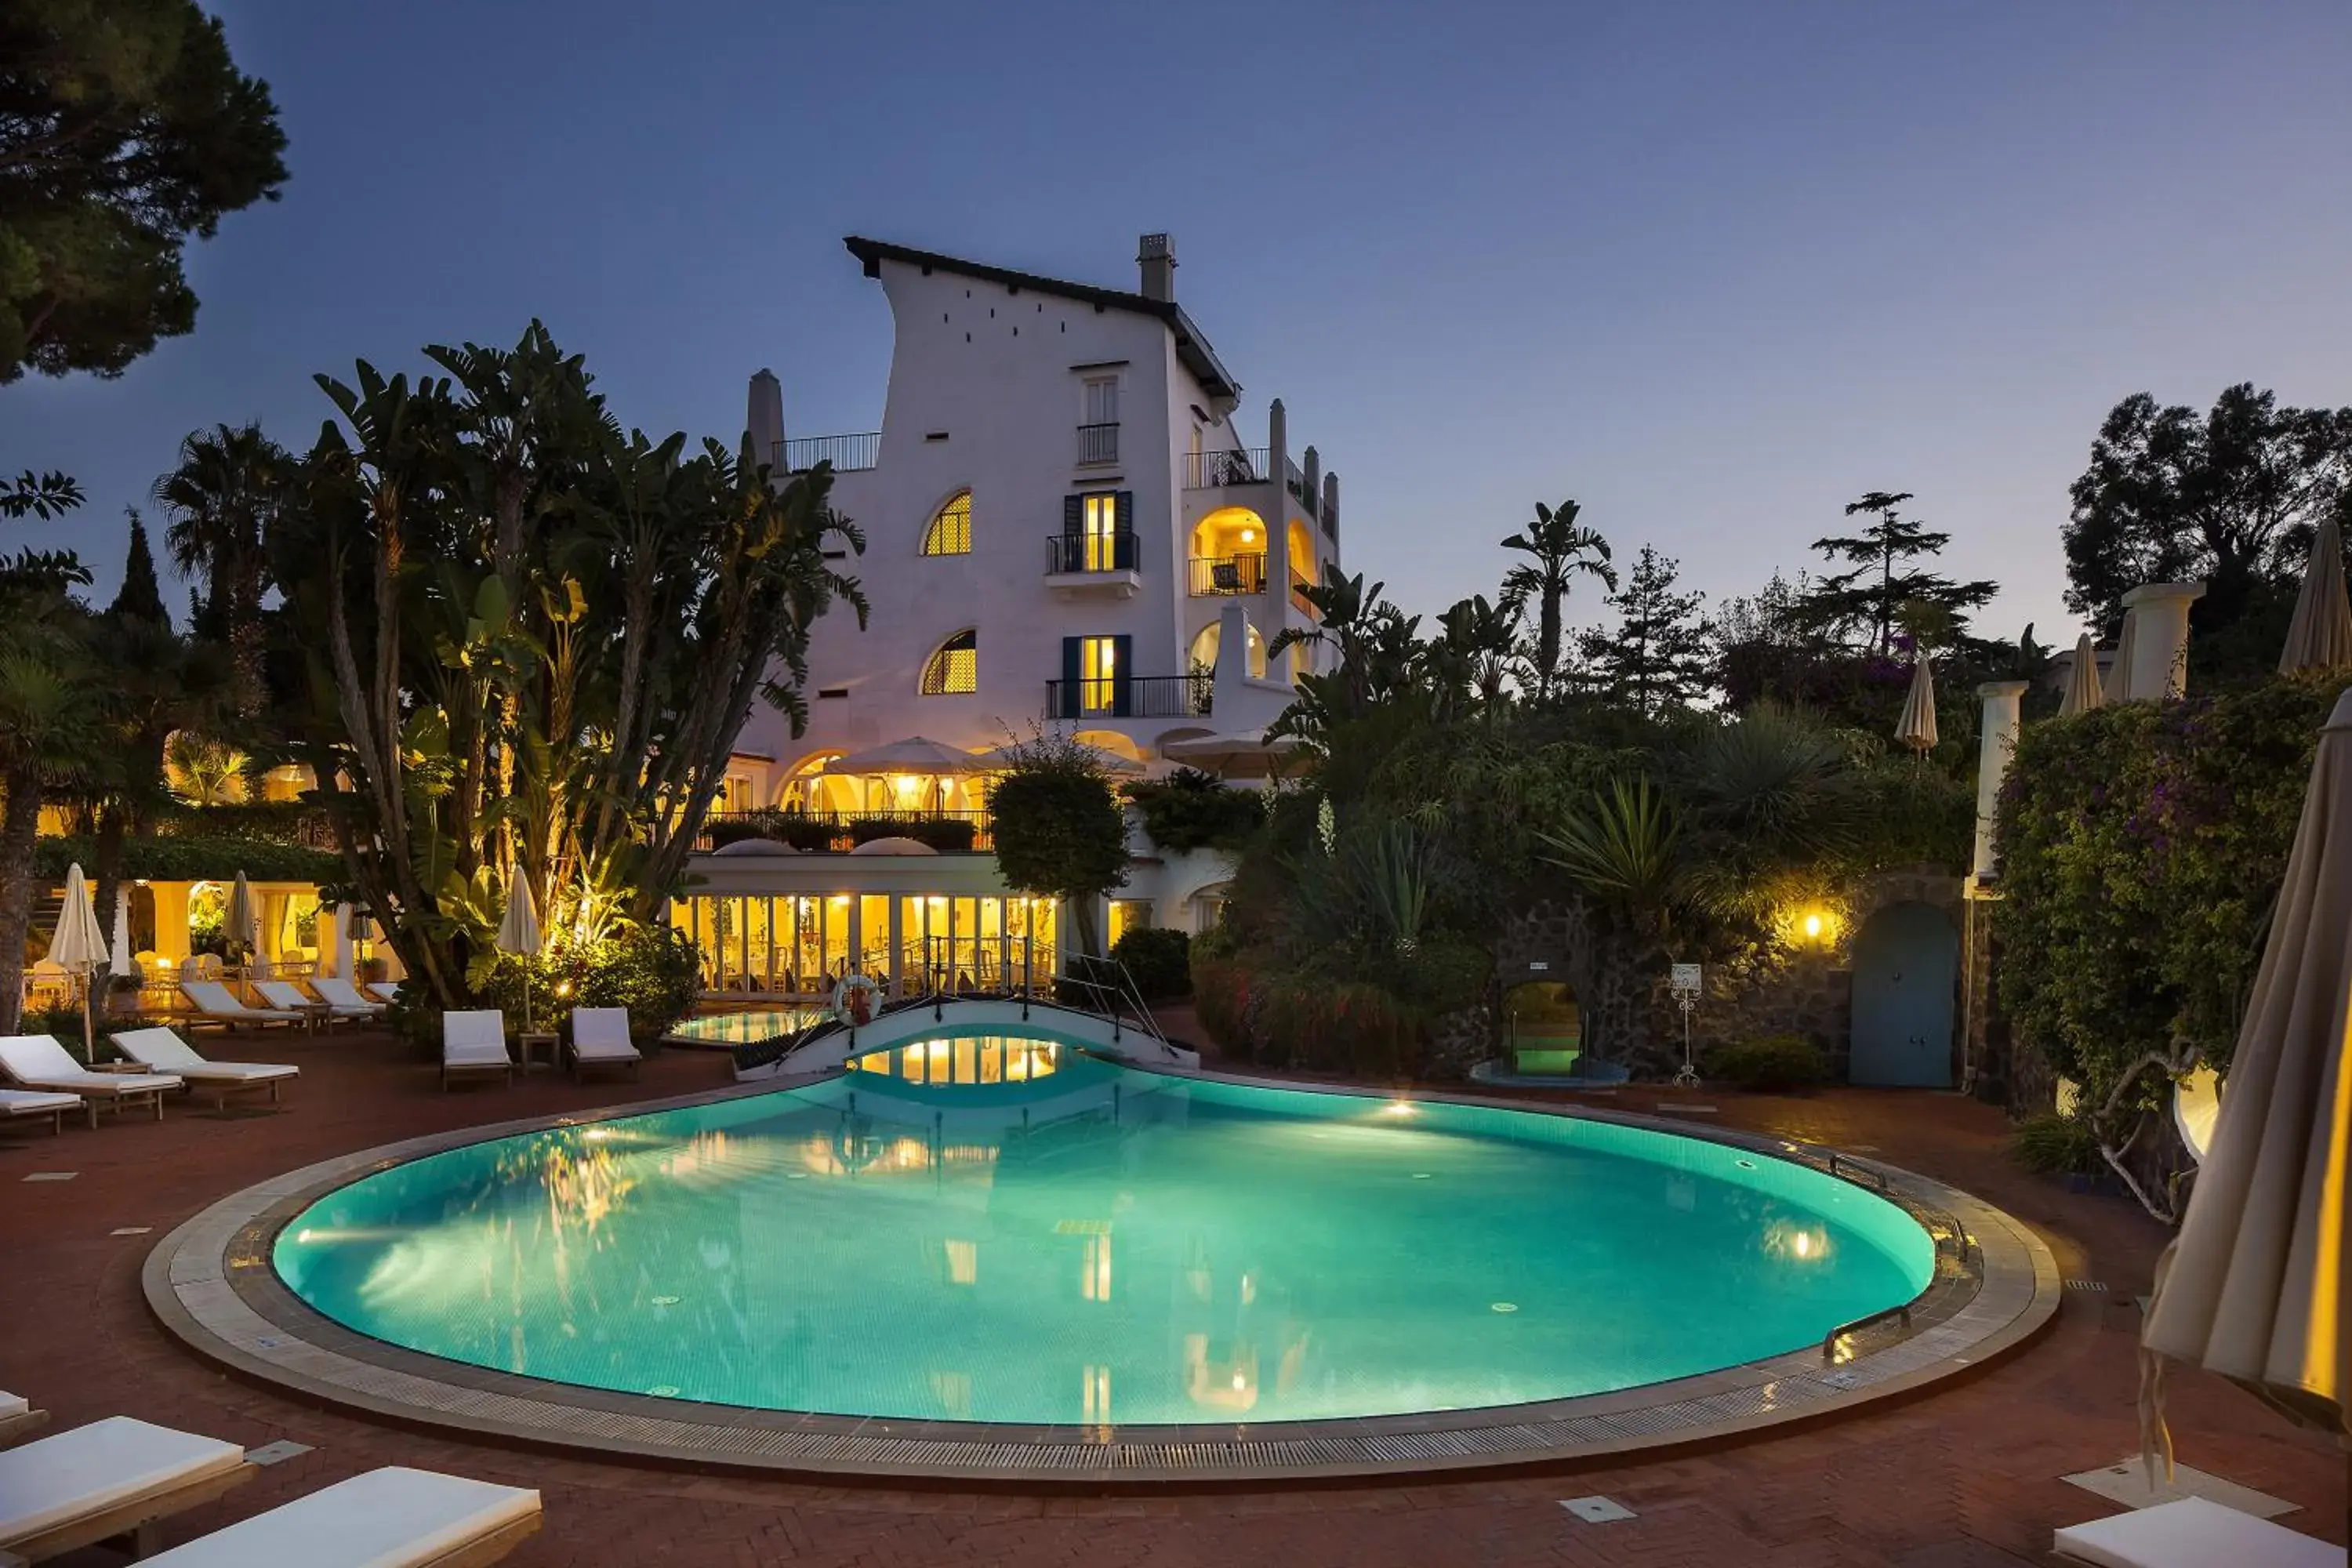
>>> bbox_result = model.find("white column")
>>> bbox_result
[2119,581,2206,702]
[1972,680,2030,880]
[1208,601,1251,713]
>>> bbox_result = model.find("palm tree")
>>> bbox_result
[155,422,289,717]
[1500,499,1616,699]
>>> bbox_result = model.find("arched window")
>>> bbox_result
[1188,619,1266,681]
[921,491,973,556]
[920,629,978,695]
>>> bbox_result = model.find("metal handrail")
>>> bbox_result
[1821,1302,1912,1362]
[1076,422,1120,465]
[1189,553,1267,596]
[1183,447,1269,488]
[1047,531,1138,574]
[771,433,880,473]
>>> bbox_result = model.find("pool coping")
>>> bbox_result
[142,1069,2060,1485]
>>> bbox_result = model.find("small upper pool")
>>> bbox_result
[272,1039,1933,1427]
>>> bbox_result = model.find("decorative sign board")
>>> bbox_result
[1669,963,1702,997]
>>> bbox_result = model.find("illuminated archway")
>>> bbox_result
[1286,518,1316,594]
[777,750,858,813]
[1189,620,1265,681]
[1189,507,1269,594]
[1073,729,1149,764]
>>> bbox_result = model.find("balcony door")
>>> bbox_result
[1062,633,1133,718]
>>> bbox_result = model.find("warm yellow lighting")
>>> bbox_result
[1802,913,1822,939]
[1382,1101,1416,1117]
[555,979,575,999]
[1240,527,1255,543]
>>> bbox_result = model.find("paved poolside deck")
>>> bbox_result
[2,1027,2343,1566]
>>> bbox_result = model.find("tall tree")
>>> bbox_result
[986,733,1129,958]
[155,421,285,717]
[260,325,866,1010]
[1499,499,1616,699]
[1,0,288,381]
[1797,491,1995,655]
[1578,545,1712,716]
[2063,384,2352,635]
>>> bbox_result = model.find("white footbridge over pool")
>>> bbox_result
[731,945,1199,1082]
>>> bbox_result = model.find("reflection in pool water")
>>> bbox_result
[274,1043,1933,1426]
[666,1009,826,1046]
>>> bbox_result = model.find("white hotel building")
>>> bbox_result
[674,234,1346,997]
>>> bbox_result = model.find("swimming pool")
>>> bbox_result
[664,1008,825,1046]
[271,1040,1934,1428]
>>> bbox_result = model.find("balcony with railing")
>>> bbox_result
[770,433,880,474]
[1044,529,1142,598]
[1044,673,1212,721]
[1182,447,1270,489]
[1290,570,1318,617]
[1076,422,1120,466]
[1189,553,1267,597]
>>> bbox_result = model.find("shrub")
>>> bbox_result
[1189,950,1258,1058]
[1124,768,1267,854]
[1704,1033,1826,1091]
[2009,1112,2104,1176]
[1109,926,1191,1000]
[1257,974,1425,1077]
[33,833,340,884]
[1995,673,2342,1105]
[466,922,703,1047]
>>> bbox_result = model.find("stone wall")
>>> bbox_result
[1483,867,1966,1083]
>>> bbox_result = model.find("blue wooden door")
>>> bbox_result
[1849,902,1957,1087]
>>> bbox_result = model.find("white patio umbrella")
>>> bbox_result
[820,737,980,775]
[2111,612,2138,702]
[224,870,256,964]
[48,864,109,1054]
[965,739,1145,777]
[1160,729,1307,779]
[1893,650,1938,756]
[495,865,544,1032]
[2278,518,2352,674]
[2059,632,2106,718]
[2142,684,2352,1459]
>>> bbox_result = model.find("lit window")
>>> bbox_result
[922,491,972,556]
[1083,494,1119,571]
[1080,635,1116,715]
[921,630,978,695]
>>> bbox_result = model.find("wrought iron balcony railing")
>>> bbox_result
[771,433,880,473]
[1044,673,1212,720]
[1182,447,1269,488]
[1046,530,1139,574]
[1076,422,1120,466]
[1189,553,1267,596]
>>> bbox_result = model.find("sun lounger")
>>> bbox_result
[309,977,388,1019]
[250,980,344,1030]
[368,982,401,1004]
[0,1416,255,1563]
[0,1393,45,1449]
[442,1010,513,1090]
[567,1007,641,1080]
[110,1028,297,1109]
[0,1037,181,1127]
[0,1089,79,1137]
[180,981,306,1035]
[2053,1495,2344,1568]
[137,1465,540,1567]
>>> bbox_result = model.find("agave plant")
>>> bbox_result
[1535,775,1686,931]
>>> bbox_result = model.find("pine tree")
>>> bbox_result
[1795,491,1996,655]
[110,509,169,626]
[1579,545,1713,715]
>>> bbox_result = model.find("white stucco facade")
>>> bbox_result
[731,233,1345,801]
[673,235,1345,996]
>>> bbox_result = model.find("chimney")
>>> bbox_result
[746,369,785,470]
[1138,233,1176,302]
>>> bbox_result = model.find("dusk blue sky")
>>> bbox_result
[8,0,2350,650]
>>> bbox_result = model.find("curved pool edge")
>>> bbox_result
[142,1069,2060,1485]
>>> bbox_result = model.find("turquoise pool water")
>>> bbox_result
[273,1040,1934,1427]
[666,1008,824,1045]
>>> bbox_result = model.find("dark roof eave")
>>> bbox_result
[844,235,1241,401]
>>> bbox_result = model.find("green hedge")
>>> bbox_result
[34,834,341,884]
[1109,926,1191,1000]
[1703,1033,1826,1091]
[1994,673,2343,1107]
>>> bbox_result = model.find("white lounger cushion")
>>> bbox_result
[181,981,302,1022]
[140,1465,539,1567]
[0,1036,181,1094]
[0,1416,245,1544]
[111,1029,298,1084]
[444,1010,509,1064]
[0,1393,24,1421]
[0,1087,79,1117]
[2054,1497,2345,1568]
[252,982,322,1012]
[310,978,387,1012]
[570,1007,639,1061]
[368,982,400,1003]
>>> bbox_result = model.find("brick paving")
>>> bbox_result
[1,1027,2342,1566]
